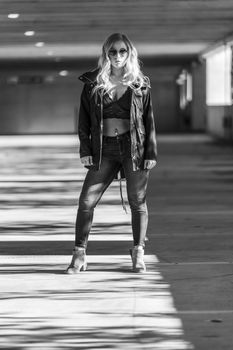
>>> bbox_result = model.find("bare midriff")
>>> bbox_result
[103,118,130,136]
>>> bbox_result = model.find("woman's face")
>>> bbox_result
[108,40,128,69]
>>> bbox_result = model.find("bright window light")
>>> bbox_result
[59,70,69,77]
[186,73,192,102]
[35,42,44,47]
[8,13,19,19]
[24,31,35,36]
[206,45,232,106]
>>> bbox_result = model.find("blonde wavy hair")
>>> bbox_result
[92,33,150,96]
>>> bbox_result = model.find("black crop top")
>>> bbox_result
[103,87,131,120]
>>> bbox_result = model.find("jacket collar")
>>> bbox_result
[78,68,99,84]
[79,68,144,96]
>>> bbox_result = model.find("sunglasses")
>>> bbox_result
[108,48,128,57]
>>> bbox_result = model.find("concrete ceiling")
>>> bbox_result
[0,0,233,61]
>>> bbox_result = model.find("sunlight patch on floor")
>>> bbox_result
[0,254,193,350]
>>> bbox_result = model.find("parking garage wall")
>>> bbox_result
[0,63,184,134]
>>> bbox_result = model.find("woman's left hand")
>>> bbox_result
[144,160,157,170]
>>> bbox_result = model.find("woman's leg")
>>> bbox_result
[123,159,150,247]
[75,158,120,248]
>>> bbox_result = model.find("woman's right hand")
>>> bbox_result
[81,156,93,166]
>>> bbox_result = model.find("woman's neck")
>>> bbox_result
[111,67,124,79]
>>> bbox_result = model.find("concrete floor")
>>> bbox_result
[0,134,233,349]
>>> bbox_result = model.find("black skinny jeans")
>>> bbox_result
[75,131,149,248]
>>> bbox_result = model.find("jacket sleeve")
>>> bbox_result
[78,84,92,158]
[142,88,158,161]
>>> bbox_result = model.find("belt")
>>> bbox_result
[103,130,130,141]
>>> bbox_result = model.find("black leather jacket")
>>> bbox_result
[78,68,157,171]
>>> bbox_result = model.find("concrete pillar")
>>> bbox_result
[191,60,206,131]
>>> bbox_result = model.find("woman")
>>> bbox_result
[66,33,157,274]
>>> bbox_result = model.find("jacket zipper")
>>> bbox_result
[130,89,137,171]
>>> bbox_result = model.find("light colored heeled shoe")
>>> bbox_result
[65,247,87,274]
[129,245,146,273]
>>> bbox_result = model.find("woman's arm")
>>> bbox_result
[78,84,92,159]
[142,88,158,163]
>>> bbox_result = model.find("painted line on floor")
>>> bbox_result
[158,261,233,265]
[0,234,134,241]
[0,256,232,266]
[1,209,233,222]
[0,135,78,147]
[177,310,233,314]
[0,255,159,264]
[0,134,213,147]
